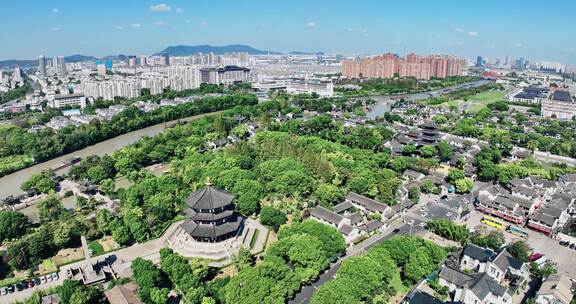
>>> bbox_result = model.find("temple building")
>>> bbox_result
[180,184,244,242]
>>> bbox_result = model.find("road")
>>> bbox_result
[288,223,413,304]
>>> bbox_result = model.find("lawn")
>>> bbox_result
[99,236,120,252]
[51,248,85,267]
[427,89,507,113]
[37,259,58,275]
[466,90,506,104]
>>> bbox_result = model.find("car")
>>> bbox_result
[420,207,427,212]
[1,288,6,295]
[15,284,23,292]
[52,273,59,280]
[570,243,576,249]
[560,240,569,247]
[33,278,41,285]
[392,228,400,234]
[46,275,53,282]
[19,282,28,289]
[6,286,14,294]
[421,212,428,217]
[440,195,448,199]
[529,253,544,262]
[419,222,426,228]
[40,276,47,284]
[407,219,415,225]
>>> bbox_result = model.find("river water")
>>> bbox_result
[0,112,217,200]
[364,79,490,119]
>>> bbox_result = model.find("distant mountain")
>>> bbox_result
[158,44,281,56]
[289,51,325,56]
[0,54,97,69]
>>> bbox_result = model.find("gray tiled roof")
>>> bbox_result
[346,192,390,213]
[469,273,508,300]
[332,201,353,214]
[181,217,243,239]
[310,206,343,226]
[493,249,524,272]
[338,224,354,236]
[463,244,494,262]
[186,186,235,210]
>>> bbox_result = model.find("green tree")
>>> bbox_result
[0,211,29,242]
[260,206,286,230]
[419,145,437,158]
[233,247,255,271]
[403,144,417,155]
[420,179,437,194]
[426,219,469,244]
[436,141,453,161]
[58,279,83,304]
[508,241,531,262]
[408,187,420,202]
[69,286,101,304]
[315,183,345,207]
[454,178,474,193]
[37,195,66,222]
[150,287,170,304]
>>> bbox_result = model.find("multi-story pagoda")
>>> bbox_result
[419,121,440,144]
[180,184,244,243]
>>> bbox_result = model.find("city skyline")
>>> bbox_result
[1,0,575,65]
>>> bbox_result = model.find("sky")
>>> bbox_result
[1,0,575,65]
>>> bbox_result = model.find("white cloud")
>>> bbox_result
[150,4,171,12]
[306,21,316,28]
[454,28,463,32]
[52,8,59,14]
[467,31,478,37]
[514,43,524,48]
[175,7,183,13]
[51,27,61,32]
[200,21,208,27]
[131,23,142,28]
[346,28,353,32]
[154,21,167,27]
[115,26,124,30]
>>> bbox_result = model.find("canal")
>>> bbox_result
[0,111,219,200]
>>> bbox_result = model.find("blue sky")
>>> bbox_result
[1,0,575,65]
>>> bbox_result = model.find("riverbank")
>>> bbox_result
[0,111,221,200]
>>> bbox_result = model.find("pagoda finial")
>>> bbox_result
[205,177,212,186]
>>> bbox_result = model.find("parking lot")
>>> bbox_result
[0,273,61,301]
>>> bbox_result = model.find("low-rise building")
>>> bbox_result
[460,244,495,273]
[49,93,90,109]
[535,274,574,304]
[438,265,512,304]
[286,79,334,97]
[542,90,576,120]
[104,282,144,304]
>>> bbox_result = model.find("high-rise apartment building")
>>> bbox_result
[167,66,200,91]
[13,66,23,83]
[342,53,466,80]
[54,56,67,76]
[38,55,47,78]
